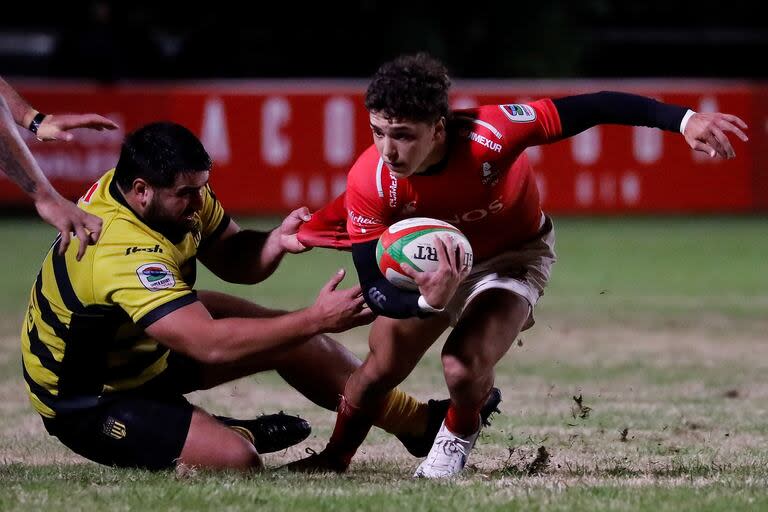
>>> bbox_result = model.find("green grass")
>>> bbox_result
[1,215,767,511]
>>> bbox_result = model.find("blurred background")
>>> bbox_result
[0,0,764,216]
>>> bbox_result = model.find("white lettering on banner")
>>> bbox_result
[308,175,326,206]
[572,127,601,165]
[28,150,120,181]
[331,175,347,197]
[694,96,719,163]
[622,172,641,204]
[262,97,291,166]
[201,97,231,165]
[575,172,594,206]
[633,126,662,164]
[282,174,302,205]
[324,97,355,166]
[575,171,642,207]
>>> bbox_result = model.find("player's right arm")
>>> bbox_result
[352,235,468,318]
[143,269,373,364]
[0,94,102,260]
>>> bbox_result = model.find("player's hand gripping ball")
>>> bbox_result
[376,217,473,290]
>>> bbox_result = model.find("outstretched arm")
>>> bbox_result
[199,207,313,284]
[0,77,118,141]
[553,91,748,159]
[0,95,101,260]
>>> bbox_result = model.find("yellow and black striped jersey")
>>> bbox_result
[21,169,229,418]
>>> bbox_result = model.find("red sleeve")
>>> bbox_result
[345,148,391,244]
[456,100,563,161]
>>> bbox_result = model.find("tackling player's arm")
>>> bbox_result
[551,91,748,158]
[198,207,311,284]
[143,269,372,364]
[352,235,469,319]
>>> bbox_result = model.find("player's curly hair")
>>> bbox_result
[365,53,451,123]
[115,122,211,190]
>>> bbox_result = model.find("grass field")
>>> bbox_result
[1,216,767,511]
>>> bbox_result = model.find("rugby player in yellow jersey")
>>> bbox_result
[21,122,500,471]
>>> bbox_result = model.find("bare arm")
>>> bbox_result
[0,95,101,260]
[145,270,373,364]
[199,207,312,284]
[0,77,118,141]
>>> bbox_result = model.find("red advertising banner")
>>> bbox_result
[3,80,765,214]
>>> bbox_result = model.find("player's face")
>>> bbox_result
[144,171,209,239]
[369,112,445,178]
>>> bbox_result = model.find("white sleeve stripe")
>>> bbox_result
[680,109,696,133]
[376,158,385,198]
[454,115,503,139]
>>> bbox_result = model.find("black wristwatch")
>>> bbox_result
[28,112,47,134]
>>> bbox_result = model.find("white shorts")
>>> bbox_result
[445,215,556,330]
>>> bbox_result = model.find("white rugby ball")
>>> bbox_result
[376,217,473,290]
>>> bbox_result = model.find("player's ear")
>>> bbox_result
[132,178,152,205]
[433,117,447,141]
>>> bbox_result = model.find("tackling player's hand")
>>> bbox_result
[683,112,748,159]
[310,269,374,332]
[400,235,470,309]
[35,113,119,142]
[35,192,102,261]
[279,206,312,253]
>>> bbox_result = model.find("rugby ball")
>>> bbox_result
[376,217,473,290]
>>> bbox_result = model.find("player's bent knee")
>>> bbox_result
[441,353,483,386]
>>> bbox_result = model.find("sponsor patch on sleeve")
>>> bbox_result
[136,263,176,291]
[499,104,536,122]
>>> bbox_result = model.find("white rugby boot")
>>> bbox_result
[413,419,480,478]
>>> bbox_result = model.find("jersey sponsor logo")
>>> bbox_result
[481,162,501,187]
[388,175,398,207]
[440,197,505,224]
[136,263,176,291]
[348,209,378,226]
[368,287,387,308]
[103,417,127,440]
[125,245,164,256]
[500,104,536,122]
[466,131,502,153]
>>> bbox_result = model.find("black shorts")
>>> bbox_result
[41,353,202,470]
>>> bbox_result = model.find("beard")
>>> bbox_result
[144,199,198,243]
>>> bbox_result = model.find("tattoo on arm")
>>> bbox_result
[0,131,38,194]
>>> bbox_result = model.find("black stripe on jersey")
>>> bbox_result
[26,322,62,374]
[34,273,69,340]
[51,238,84,313]
[107,345,170,382]
[22,360,57,411]
[136,292,199,329]
[199,214,231,252]
[58,306,122,397]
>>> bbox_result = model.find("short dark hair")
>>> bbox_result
[364,53,451,123]
[114,122,212,190]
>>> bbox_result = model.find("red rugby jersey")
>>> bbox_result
[298,100,562,261]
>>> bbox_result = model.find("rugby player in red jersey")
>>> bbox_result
[289,53,748,477]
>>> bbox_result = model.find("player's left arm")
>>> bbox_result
[198,207,312,284]
[552,91,749,159]
[0,76,118,141]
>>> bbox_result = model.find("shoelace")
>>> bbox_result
[438,436,469,459]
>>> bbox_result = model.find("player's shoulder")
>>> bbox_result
[95,215,173,265]
[347,145,386,194]
[451,106,507,158]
